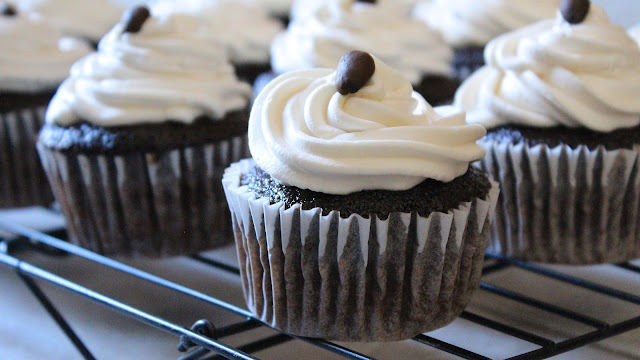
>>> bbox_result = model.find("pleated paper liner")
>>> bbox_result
[37,135,249,258]
[0,106,54,208]
[223,159,500,341]
[480,141,640,264]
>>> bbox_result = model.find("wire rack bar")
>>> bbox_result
[616,263,640,274]
[0,252,258,360]
[460,312,555,347]
[17,270,96,360]
[205,334,293,360]
[413,334,492,360]
[486,255,640,305]
[479,282,609,328]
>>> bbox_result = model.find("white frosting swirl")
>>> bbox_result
[0,14,92,92]
[46,12,252,127]
[152,0,282,64]
[630,24,640,45]
[412,0,560,47]
[16,0,125,41]
[271,0,452,85]
[291,0,419,21]
[249,56,486,194]
[251,0,293,16]
[454,6,640,132]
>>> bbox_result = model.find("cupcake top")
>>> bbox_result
[291,0,419,21]
[454,3,640,133]
[0,5,92,92]
[271,0,452,85]
[16,0,124,42]
[249,51,486,195]
[152,0,282,65]
[251,0,293,17]
[630,24,640,45]
[412,0,560,47]
[46,6,252,127]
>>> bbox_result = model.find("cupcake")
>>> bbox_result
[16,0,125,47]
[152,0,283,84]
[257,0,458,106]
[412,0,559,79]
[0,4,91,208]
[37,6,252,257]
[223,51,499,341]
[454,1,640,264]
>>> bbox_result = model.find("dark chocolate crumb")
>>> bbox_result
[38,108,250,154]
[121,6,151,34]
[335,50,376,95]
[484,124,640,151]
[560,0,590,25]
[1,2,16,16]
[241,166,491,219]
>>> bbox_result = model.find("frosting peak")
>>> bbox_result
[271,0,452,84]
[249,55,486,195]
[0,14,92,92]
[46,11,251,127]
[454,4,640,132]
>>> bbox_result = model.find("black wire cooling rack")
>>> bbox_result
[1,216,639,360]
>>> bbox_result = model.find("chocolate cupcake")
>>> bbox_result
[454,1,640,264]
[152,0,283,84]
[0,5,91,208]
[37,7,252,257]
[223,52,499,341]
[16,0,125,47]
[412,0,559,80]
[257,0,459,106]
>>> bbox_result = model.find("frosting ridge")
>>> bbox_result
[249,56,486,194]
[0,14,92,92]
[46,11,251,127]
[454,5,640,132]
[271,0,452,84]
[412,0,559,47]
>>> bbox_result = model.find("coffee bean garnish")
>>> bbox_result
[355,0,377,4]
[1,2,17,17]
[560,0,590,25]
[121,6,151,34]
[335,51,376,95]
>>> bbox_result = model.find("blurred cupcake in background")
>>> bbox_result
[290,0,419,21]
[38,6,252,257]
[412,0,560,79]
[455,1,640,264]
[629,24,640,45]
[0,2,91,208]
[16,0,125,47]
[152,0,282,84]
[257,0,458,105]
[252,0,293,25]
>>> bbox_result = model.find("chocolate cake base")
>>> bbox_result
[37,108,251,257]
[241,166,491,219]
[453,46,485,80]
[0,90,57,208]
[485,124,640,151]
[233,62,272,85]
[224,159,500,341]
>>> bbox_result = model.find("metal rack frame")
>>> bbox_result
[1,217,639,360]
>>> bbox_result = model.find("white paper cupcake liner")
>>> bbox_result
[37,135,249,257]
[223,159,500,341]
[480,140,640,264]
[0,107,54,208]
